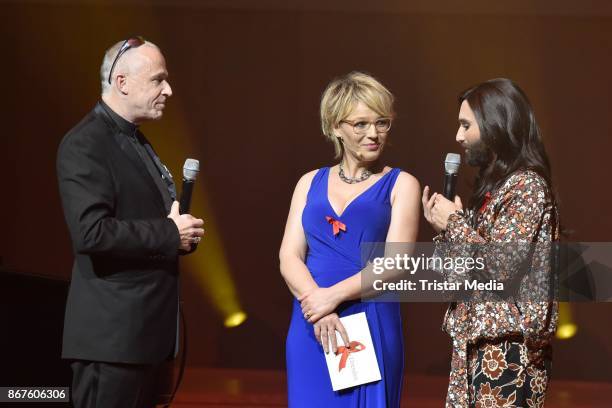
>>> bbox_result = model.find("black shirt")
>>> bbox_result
[99,100,176,210]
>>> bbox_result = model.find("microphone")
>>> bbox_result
[179,158,200,214]
[443,153,461,200]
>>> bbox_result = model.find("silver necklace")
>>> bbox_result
[338,162,372,184]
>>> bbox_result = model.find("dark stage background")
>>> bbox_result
[1,0,611,384]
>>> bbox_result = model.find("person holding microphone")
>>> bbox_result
[423,78,559,407]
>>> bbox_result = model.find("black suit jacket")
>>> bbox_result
[57,102,181,364]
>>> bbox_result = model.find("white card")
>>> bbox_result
[322,312,382,391]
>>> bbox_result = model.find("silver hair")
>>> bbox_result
[100,39,158,95]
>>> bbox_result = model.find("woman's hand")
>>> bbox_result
[422,185,463,233]
[299,287,342,324]
[313,313,350,354]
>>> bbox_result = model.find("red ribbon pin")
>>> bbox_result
[325,216,346,236]
[479,192,492,214]
[336,341,366,371]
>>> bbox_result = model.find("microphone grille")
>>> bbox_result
[444,153,461,174]
[183,158,200,181]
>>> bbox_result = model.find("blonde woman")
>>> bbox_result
[280,72,420,407]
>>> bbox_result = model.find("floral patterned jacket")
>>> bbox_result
[435,170,559,407]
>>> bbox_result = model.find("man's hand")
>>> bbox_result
[313,313,350,354]
[422,186,463,233]
[167,201,205,251]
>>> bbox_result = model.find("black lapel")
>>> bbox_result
[94,103,167,213]
[137,131,176,212]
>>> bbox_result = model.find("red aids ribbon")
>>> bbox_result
[479,192,492,214]
[336,341,366,371]
[325,216,346,236]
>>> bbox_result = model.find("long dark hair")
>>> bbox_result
[459,78,556,224]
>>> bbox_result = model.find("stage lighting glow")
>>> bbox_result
[225,312,248,328]
[556,323,578,340]
[556,303,577,340]
[145,104,245,327]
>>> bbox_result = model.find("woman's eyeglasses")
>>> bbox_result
[340,118,392,135]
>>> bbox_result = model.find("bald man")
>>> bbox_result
[57,37,204,407]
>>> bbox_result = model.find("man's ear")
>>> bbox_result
[115,74,129,95]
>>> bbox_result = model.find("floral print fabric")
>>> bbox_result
[469,339,551,408]
[436,170,559,407]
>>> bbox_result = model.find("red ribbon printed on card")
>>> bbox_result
[325,216,346,236]
[336,341,365,371]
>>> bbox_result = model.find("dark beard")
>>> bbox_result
[465,139,493,167]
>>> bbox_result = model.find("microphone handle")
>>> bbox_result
[180,180,194,214]
[179,179,198,253]
[443,173,457,200]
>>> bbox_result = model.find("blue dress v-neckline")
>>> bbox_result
[326,167,396,219]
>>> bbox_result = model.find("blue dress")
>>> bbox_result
[286,167,404,407]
